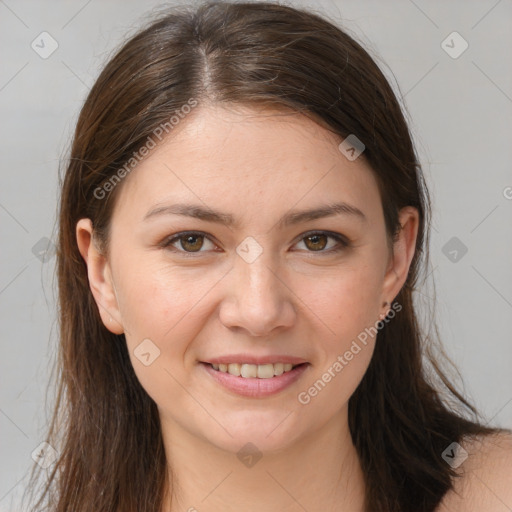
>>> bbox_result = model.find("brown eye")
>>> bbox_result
[162,231,218,255]
[303,233,328,251]
[179,234,204,252]
[294,231,349,253]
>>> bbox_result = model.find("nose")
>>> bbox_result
[218,250,296,337]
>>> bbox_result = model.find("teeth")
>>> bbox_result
[257,364,273,378]
[228,363,241,376]
[210,362,300,379]
[241,364,257,378]
[273,363,284,376]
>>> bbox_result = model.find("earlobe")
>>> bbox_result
[76,218,124,335]
[381,206,419,305]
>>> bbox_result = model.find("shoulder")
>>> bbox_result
[437,431,512,512]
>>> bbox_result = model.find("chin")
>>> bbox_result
[201,409,305,454]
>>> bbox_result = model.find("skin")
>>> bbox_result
[438,433,512,511]
[77,103,420,511]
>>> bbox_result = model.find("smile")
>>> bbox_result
[201,361,309,398]
[210,362,298,379]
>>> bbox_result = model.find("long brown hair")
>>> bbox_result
[27,2,506,511]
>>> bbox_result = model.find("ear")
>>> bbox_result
[76,218,124,334]
[381,206,419,309]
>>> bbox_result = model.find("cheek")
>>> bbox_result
[117,262,217,407]
[117,259,223,357]
[294,266,382,412]
[298,260,384,338]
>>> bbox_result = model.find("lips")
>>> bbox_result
[200,355,310,397]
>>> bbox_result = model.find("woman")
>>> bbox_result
[28,2,512,511]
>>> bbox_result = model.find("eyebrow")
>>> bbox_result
[143,201,367,227]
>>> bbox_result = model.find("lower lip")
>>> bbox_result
[201,362,309,398]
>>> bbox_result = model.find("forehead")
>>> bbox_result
[111,104,381,225]
[164,103,344,163]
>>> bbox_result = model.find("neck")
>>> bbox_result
[160,405,366,512]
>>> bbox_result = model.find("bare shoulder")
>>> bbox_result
[437,431,512,512]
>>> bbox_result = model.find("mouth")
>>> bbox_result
[200,361,310,397]
[207,362,304,379]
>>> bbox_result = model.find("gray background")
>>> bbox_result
[1,0,511,509]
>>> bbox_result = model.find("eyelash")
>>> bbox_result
[160,230,350,256]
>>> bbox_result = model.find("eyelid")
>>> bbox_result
[160,230,350,254]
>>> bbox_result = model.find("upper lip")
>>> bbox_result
[203,354,309,366]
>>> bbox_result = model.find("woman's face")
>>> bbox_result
[78,104,417,454]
